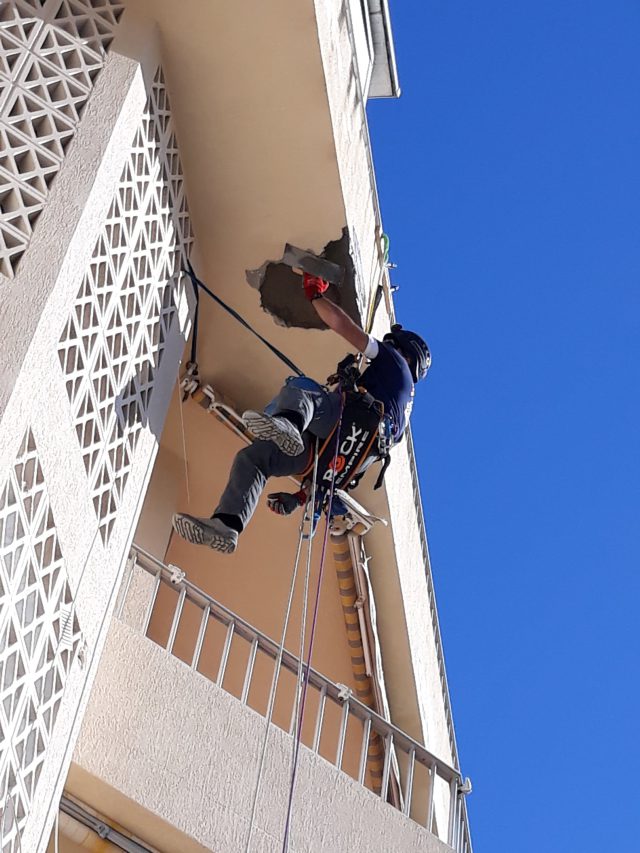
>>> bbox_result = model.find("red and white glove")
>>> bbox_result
[303,273,330,301]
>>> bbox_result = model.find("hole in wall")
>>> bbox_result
[246,227,363,330]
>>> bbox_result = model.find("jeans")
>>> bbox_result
[214,378,341,529]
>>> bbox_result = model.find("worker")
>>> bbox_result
[172,274,431,554]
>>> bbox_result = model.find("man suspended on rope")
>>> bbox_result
[172,274,431,554]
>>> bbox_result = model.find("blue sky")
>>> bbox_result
[368,2,640,851]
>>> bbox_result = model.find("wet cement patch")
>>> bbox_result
[246,228,362,330]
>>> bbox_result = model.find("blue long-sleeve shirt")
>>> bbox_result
[359,341,414,439]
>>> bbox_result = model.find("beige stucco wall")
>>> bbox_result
[72,618,452,853]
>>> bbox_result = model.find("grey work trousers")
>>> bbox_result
[214,378,341,530]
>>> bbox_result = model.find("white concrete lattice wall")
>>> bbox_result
[0,0,125,278]
[0,5,193,847]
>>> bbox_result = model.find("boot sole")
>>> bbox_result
[243,412,304,456]
[173,515,237,554]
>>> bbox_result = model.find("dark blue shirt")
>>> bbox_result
[359,341,414,439]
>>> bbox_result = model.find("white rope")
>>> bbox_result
[281,394,345,853]
[243,441,320,853]
[290,441,320,768]
[176,374,191,506]
[54,809,59,853]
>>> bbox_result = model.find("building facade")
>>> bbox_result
[0,1,472,851]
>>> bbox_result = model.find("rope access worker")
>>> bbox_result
[172,274,431,554]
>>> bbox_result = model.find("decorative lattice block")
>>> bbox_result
[58,66,193,545]
[0,0,124,279]
[0,429,82,853]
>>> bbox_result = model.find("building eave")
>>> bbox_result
[367,0,401,99]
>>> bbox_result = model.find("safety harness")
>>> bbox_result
[299,353,394,500]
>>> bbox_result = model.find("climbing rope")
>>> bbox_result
[183,263,305,378]
[175,373,191,505]
[244,439,320,853]
[281,393,345,852]
[179,263,349,849]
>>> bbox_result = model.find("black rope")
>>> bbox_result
[189,268,200,367]
[183,261,304,377]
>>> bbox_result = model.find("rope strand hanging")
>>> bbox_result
[180,265,349,851]
[183,263,304,377]
[244,439,321,853]
[281,392,345,853]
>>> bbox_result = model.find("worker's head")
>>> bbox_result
[383,324,431,382]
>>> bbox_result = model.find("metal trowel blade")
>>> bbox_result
[282,243,344,285]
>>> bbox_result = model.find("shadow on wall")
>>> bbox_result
[246,227,362,330]
[114,274,187,444]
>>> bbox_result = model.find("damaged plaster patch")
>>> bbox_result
[246,228,362,330]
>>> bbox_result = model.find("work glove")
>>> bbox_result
[303,273,330,301]
[267,490,307,516]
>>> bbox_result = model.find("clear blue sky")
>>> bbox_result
[368,2,640,851]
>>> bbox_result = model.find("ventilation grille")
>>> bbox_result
[0,428,82,853]
[0,0,124,278]
[57,66,193,545]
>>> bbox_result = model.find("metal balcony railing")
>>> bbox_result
[122,545,472,853]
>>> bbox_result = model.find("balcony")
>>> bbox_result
[66,546,471,852]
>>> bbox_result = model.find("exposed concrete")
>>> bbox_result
[247,228,361,330]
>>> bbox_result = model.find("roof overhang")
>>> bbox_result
[367,0,401,99]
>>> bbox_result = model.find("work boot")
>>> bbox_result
[242,411,304,456]
[172,514,238,554]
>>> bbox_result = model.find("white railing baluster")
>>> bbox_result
[335,700,350,769]
[217,623,234,686]
[426,761,436,833]
[447,778,458,847]
[456,794,464,853]
[166,587,186,653]
[402,747,415,817]
[191,605,209,670]
[141,570,161,636]
[241,637,258,704]
[357,716,372,784]
[312,685,327,753]
[380,732,393,801]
